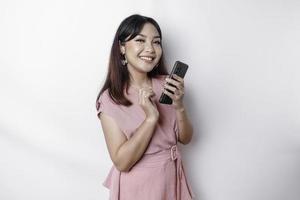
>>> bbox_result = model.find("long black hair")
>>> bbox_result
[96,14,168,111]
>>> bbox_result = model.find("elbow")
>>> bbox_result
[111,147,134,172]
[179,129,193,145]
[180,136,192,145]
[113,158,132,172]
[115,164,131,172]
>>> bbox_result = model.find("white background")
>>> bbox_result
[1,0,299,199]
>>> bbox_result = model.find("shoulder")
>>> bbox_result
[98,89,109,101]
[98,89,116,106]
[96,89,121,117]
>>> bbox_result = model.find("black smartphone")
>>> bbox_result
[159,61,189,104]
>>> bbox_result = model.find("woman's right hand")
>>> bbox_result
[138,86,159,121]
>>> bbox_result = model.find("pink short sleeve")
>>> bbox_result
[97,90,119,120]
[96,90,130,138]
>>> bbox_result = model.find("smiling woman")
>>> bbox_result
[120,24,162,76]
[95,14,195,200]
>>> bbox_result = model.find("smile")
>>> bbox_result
[140,56,154,61]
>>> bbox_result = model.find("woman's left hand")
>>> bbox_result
[162,74,185,110]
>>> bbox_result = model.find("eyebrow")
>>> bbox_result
[137,34,161,39]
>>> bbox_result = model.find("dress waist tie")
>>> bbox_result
[103,145,195,200]
[170,145,195,199]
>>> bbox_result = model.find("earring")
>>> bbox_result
[121,53,127,66]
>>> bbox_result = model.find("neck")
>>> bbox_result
[129,73,151,88]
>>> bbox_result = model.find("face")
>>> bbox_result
[120,23,162,74]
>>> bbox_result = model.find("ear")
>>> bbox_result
[119,40,125,54]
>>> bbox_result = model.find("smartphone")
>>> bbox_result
[159,61,189,104]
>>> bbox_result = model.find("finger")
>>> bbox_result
[149,91,156,98]
[174,89,181,95]
[139,87,154,104]
[172,75,185,89]
[144,90,153,101]
[162,89,175,100]
[143,87,153,95]
[171,75,185,88]
[165,77,180,88]
[171,74,184,83]
[141,86,153,94]
[165,81,184,93]
[163,83,177,93]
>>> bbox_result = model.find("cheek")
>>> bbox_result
[156,47,162,58]
[126,43,142,53]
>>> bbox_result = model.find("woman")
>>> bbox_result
[96,14,195,200]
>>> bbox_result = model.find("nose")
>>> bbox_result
[144,42,155,53]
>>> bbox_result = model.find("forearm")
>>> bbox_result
[116,117,158,171]
[176,106,193,144]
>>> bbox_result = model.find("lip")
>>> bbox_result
[140,54,155,58]
[139,56,156,61]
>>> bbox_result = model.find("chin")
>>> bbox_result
[140,67,155,73]
[138,62,157,71]
[128,60,158,72]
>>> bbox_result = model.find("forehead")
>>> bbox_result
[138,23,160,38]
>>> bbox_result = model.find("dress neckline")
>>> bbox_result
[128,77,156,94]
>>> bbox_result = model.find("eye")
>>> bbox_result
[135,39,145,43]
[154,41,161,45]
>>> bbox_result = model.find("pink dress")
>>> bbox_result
[97,75,195,200]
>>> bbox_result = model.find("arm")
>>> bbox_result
[100,113,158,172]
[162,74,193,144]
[100,85,158,172]
[175,106,193,144]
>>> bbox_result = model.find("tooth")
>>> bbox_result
[141,57,153,61]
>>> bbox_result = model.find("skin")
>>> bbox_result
[99,23,193,172]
